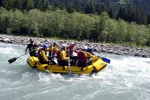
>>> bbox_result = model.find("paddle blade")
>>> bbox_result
[68,67,71,77]
[101,57,111,64]
[8,57,17,64]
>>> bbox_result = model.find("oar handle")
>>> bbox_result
[97,45,111,64]
[51,46,53,57]
[8,48,37,64]
[16,53,27,58]
[17,48,37,58]
[68,49,71,77]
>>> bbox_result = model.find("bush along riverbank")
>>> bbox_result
[0,34,150,58]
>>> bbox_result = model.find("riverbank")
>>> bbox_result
[0,34,150,58]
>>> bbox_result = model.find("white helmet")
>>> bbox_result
[60,44,67,50]
[82,46,87,50]
[91,46,94,48]
[71,42,74,44]
[62,44,67,47]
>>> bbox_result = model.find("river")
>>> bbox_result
[0,43,150,100]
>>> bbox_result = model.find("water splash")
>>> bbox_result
[0,43,150,100]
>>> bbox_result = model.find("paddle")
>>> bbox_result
[101,57,111,64]
[8,53,27,64]
[8,48,37,64]
[96,45,111,64]
[68,49,71,77]
[48,44,53,60]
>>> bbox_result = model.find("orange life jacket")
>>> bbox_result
[77,51,87,62]
[49,46,59,56]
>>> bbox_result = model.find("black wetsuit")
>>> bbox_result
[26,44,38,56]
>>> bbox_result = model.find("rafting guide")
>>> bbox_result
[25,39,38,56]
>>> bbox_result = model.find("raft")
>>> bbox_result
[27,56,107,74]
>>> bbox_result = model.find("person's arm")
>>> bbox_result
[25,45,29,53]
[61,51,69,60]
[67,43,76,49]
[74,49,79,53]
[48,46,53,51]
[41,50,49,62]
[25,48,28,53]
[86,52,97,58]
[54,47,59,53]
[56,47,59,51]
[35,44,38,47]
[34,45,38,50]
[91,52,95,55]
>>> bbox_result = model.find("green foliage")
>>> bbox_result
[0,7,150,46]
[85,1,94,14]
[22,0,34,11]
[1,0,150,25]
[117,0,127,5]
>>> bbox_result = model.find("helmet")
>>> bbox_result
[82,46,87,50]
[31,40,34,43]
[43,44,48,49]
[29,39,34,42]
[61,44,67,50]
[53,42,57,45]
[62,44,67,47]
[91,46,94,49]
[71,42,74,44]
[87,47,92,52]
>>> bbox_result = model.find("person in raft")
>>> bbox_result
[57,44,69,66]
[66,41,78,65]
[48,42,59,60]
[25,39,38,56]
[76,46,98,67]
[38,44,54,64]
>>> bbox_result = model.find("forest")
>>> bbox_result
[0,0,150,46]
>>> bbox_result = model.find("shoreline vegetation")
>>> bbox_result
[0,34,150,58]
[0,8,150,47]
[0,6,150,58]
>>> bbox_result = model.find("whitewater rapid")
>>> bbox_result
[0,43,150,100]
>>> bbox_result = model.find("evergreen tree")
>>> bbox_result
[41,0,50,11]
[22,0,34,11]
[75,2,82,12]
[95,3,102,15]
[85,1,94,14]
[0,0,4,7]
[0,0,15,10]
[108,8,114,18]
[14,0,24,10]
[34,0,42,10]
[147,15,150,24]
[66,3,74,13]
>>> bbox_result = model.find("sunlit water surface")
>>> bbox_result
[0,43,150,100]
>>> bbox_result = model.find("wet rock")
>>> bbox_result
[0,34,150,58]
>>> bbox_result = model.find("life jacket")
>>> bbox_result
[56,50,62,61]
[77,51,87,62]
[49,46,57,56]
[38,48,47,62]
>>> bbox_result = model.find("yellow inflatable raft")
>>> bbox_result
[27,56,107,74]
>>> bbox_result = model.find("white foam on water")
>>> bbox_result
[0,43,150,100]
